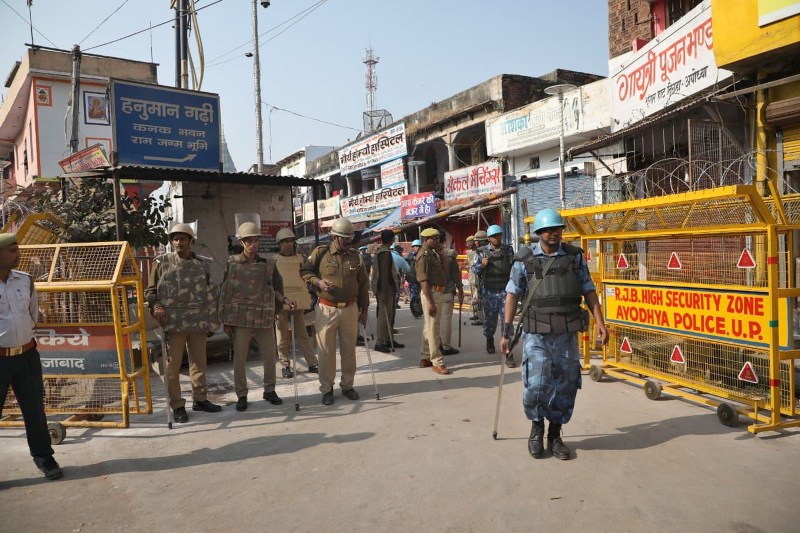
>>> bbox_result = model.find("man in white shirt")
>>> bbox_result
[0,233,63,480]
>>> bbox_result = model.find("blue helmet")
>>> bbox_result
[533,208,565,233]
[411,239,422,247]
[487,224,503,237]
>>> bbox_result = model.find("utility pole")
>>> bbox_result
[69,44,81,154]
[174,1,181,87]
[64,44,82,205]
[180,0,189,89]
[252,0,266,173]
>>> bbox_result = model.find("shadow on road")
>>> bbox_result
[1,431,374,488]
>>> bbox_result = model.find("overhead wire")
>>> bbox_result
[205,0,328,66]
[206,0,329,69]
[1,0,58,48]
[261,99,364,133]
[83,0,225,52]
[78,0,130,45]
[187,0,205,90]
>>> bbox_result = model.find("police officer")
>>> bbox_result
[146,223,222,423]
[501,209,608,460]
[465,235,479,322]
[472,225,514,358]
[274,228,319,378]
[405,239,423,319]
[392,243,410,308]
[438,230,463,356]
[359,245,372,278]
[0,233,63,480]
[471,230,488,326]
[416,228,450,375]
[219,222,289,412]
[301,218,369,405]
[373,230,402,353]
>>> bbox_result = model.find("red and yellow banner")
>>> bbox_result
[604,283,791,349]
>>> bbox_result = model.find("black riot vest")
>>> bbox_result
[520,243,588,335]
[481,244,512,291]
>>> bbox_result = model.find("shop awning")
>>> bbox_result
[61,165,326,187]
[320,219,367,230]
[446,202,501,219]
[363,207,401,234]
[297,233,331,245]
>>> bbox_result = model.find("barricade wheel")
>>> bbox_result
[644,380,661,400]
[48,422,66,445]
[588,365,603,382]
[717,403,738,427]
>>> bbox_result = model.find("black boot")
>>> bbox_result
[486,336,495,354]
[528,420,545,458]
[547,422,571,460]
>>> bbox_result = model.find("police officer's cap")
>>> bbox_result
[0,233,18,249]
[420,228,439,238]
[358,245,368,251]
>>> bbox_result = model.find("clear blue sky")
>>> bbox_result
[1,0,609,171]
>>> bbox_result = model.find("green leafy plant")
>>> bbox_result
[30,180,171,247]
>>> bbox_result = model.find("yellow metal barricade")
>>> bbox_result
[526,185,800,433]
[0,242,152,443]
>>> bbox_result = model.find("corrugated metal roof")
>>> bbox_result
[61,165,325,186]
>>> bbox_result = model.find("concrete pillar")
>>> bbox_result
[447,133,457,171]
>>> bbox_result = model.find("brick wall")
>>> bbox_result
[608,0,654,58]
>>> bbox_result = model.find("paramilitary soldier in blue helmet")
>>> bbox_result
[472,224,515,362]
[501,208,608,461]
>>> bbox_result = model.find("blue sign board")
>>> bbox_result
[110,80,221,171]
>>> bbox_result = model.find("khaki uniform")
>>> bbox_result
[219,253,283,397]
[301,244,368,393]
[415,244,447,367]
[145,252,217,409]
[372,245,397,347]
[439,249,461,350]
[467,248,480,316]
[275,253,318,370]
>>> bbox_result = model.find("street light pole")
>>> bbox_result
[251,0,267,173]
[544,84,577,210]
[408,159,424,194]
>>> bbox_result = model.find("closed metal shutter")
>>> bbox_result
[783,126,800,163]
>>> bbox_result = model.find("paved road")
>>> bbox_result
[2,304,798,532]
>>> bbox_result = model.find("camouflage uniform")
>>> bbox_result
[219,252,284,398]
[145,252,219,409]
[505,243,595,424]
[472,243,514,340]
[275,253,318,372]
